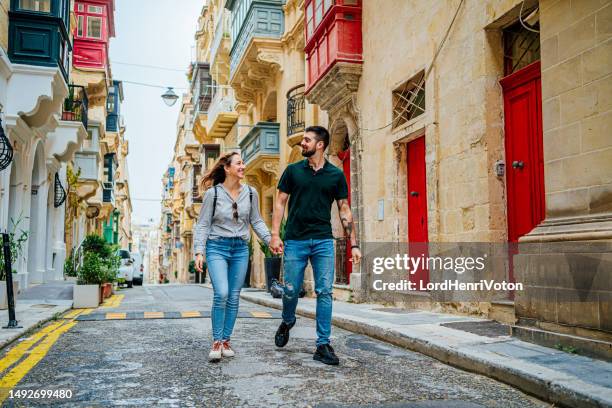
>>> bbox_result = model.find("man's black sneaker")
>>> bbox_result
[313,344,340,365]
[274,320,295,347]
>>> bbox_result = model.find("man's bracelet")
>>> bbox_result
[351,245,360,249]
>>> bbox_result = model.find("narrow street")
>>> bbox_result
[0,285,548,407]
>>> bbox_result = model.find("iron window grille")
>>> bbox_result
[54,173,66,208]
[62,85,89,129]
[392,71,425,129]
[287,84,305,136]
[334,238,349,285]
[503,21,540,76]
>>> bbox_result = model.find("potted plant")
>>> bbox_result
[259,220,285,292]
[74,251,104,308]
[0,217,28,309]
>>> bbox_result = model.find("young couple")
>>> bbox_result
[193,126,362,365]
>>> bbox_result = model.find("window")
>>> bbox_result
[392,71,426,129]
[18,0,51,12]
[77,15,84,36]
[87,16,102,39]
[503,21,540,76]
[306,4,313,39]
[87,5,103,13]
[307,0,334,40]
[107,91,116,113]
[77,3,84,12]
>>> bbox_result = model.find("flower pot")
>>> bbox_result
[243,261,252,288]
[73,284,100,308]
[0,280,20,310]
[264,257,281,292]
[102,283,112,299]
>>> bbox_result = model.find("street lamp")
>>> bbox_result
[0,118,13,172]
[161,87,179,107]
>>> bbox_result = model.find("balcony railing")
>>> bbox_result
[62,85,88,128]
[239,122,280,165]
[286,84,305,136]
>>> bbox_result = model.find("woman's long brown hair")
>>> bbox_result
[198,151,239,194]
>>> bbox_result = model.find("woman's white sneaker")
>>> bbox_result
[209,341,223,362]
[221,340,235,357]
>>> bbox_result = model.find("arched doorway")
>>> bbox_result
[27,142,49,284]
[335,132,352,284]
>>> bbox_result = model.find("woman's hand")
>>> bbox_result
[195,253,205,272]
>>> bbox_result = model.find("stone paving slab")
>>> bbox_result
[241,289,612,408]
[0,300,72,349]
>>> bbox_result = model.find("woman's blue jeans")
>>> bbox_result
[206,237,249,341]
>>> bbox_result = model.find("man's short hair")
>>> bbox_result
[305,126,330,150]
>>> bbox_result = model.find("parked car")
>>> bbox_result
[117,249,134,288]
[131,252,143,286]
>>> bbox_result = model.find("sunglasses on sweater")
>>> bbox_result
[232,202,238,221]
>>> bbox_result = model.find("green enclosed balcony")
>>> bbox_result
[8,0,72,81]
[239,122,280,177]
[225,0,284,77]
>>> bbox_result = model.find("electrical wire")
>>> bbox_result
[121,80,187,90]
[358,0,465,133]
[519,0,540,33]
[111,60,187,72]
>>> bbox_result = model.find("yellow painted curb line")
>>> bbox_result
[105,313,126,320]
[0,321,76,404]
[0,321,67,374]
[143,312,164,319]
[181,311,201,318]
[250,311,272,318]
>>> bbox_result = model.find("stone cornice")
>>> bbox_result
[305,62,362,113]
[230,38,283,104]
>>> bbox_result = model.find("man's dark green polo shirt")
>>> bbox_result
[278,159,348,240]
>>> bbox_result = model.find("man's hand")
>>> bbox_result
[350,247,362,264]
[195,253,205,272]
[269,235,284,255]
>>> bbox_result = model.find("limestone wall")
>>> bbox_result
[358,0,527,244]
[0,0,8,53]
[540,0,612,219]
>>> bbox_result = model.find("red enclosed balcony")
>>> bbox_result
[304,0,362,95]
[72,0,115,70]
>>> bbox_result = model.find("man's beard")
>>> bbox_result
[301,147,315,157]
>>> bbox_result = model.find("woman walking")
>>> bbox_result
[194,152,271,362]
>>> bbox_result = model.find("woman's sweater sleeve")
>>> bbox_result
[249,188,272,245]
[193,188,214,255]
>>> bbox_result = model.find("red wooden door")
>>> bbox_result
[407,136,429,286]
[501,61,545,243]
[338,149,352,283]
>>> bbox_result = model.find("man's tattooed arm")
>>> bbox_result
[337,199,356,246]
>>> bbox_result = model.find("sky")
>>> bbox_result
[109,0,203,226]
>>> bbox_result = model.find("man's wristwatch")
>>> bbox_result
[351,245,360,249]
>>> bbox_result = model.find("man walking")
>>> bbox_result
[269,126,362,365]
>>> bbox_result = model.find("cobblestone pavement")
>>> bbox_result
[2,285,550,407]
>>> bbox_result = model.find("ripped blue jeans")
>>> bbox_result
[281,239,335,346]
